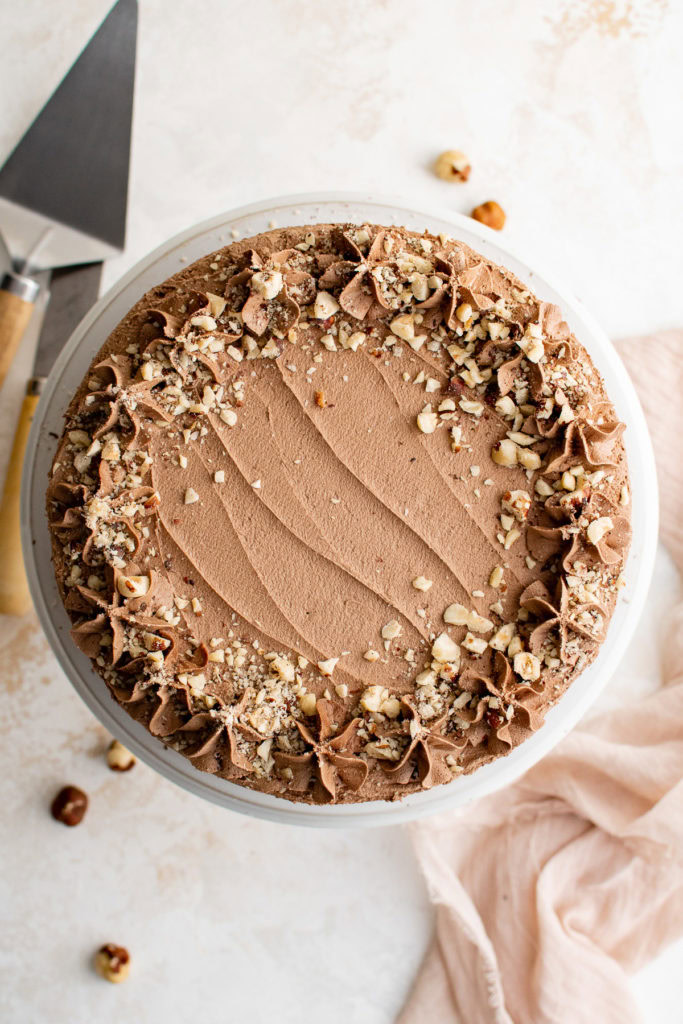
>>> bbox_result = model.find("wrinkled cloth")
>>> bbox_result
[400,330,683,1024]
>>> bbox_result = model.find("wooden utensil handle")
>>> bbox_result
[0,273,40,393]
[0,389,40,616]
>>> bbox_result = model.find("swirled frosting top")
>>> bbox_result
[47,223,631,804]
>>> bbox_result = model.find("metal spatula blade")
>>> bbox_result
[0,0,138,271]
[0,0,137,616]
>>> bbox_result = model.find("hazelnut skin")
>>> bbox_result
[94,944,131,983]
[471,200,506,231]
[50,785,88,826]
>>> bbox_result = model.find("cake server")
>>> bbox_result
[0,0,137,616]
[0,230,41,393]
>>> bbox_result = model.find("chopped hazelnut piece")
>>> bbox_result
[490,623,516,651]
[313,290,340,319]
[586,517,614,545]
[271,655,295,682]
[206,292,227,318]
[517,448,541,470]
[317,657,339,676]
[220,408,238,427]
[116,574,150,598]
[417,406,438,434]
[106,740,136,772]
[186,672,206,691]
[503,527,521,550]
[412,575,433,592]
[535,478,554,498]
[363,648,380,662]
[489,566,504,589]
[412,275,429,301]
[459,398,484,417]
[502,490,531,522]
[491,439,518,467]
[407,334,427,352]
[390,313,415,341]
[314,390,327,408]
[471,200,506,231]
[443,603,469,626]
[345,331,367,351]
[214,470,225,483]
[557,403,575,425]
[299,692,317,716]
[508,635,524,657]
[381,620,402,640]
[416,669,436,687]
[251,270,283,300]
[518,324,545,363]
[101,439,121,462]
[513,651,541,681]
[431,632,460,663]
[360,685,385,713]
[462,632,488,655]
[184,487,200,505]
[382,696,402,719]
[495,395,516,418]
[190,314,217,332]
[467,611,494,634]
[433,149,471,182]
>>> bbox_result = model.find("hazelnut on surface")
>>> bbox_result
[434,149,471,182]
[50,785,88,826]
[106,739,136,772]
[94,944,131,984]
[471,200,506,231]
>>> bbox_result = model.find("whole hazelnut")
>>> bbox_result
[106,739,136,772]
[50,785,88,826]
[471,200,506,231]
[433,149,471,182]
[94,944,131,983]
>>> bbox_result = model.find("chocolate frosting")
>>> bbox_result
[47,223,630,804]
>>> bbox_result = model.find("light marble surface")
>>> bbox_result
[1,2,682,1021]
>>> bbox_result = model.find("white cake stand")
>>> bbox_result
[22,192,658,827]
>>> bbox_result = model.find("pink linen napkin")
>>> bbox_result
[399,330,683,1024]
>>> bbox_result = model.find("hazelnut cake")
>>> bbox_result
[47,224,631,805]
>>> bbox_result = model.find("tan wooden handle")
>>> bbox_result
[0,391,39,616]
[0,288,36,393]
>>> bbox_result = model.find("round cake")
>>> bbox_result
[47,223,631,804]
